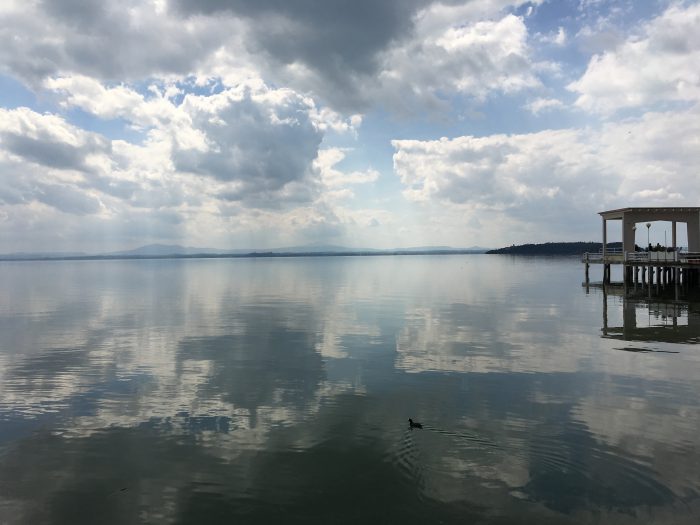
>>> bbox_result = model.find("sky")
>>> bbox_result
[0,0,699,252]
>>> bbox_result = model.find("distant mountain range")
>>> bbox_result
[107,244,231,256]
[0,243,491,260]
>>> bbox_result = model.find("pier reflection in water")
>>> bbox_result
[596,282,700,344]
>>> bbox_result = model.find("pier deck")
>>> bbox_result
[583,207,700,286]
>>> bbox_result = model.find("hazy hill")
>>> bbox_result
[108,244,489,256]
[1,243,491,261]
[107,244,230,256]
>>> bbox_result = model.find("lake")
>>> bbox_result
[1,255,699,524]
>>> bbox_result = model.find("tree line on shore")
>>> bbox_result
[486,242,619,255]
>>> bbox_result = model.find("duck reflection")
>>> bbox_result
[598,283,700,344]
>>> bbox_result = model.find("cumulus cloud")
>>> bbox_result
[44,76,353,209]
[0,0,227,84]
[536,26,567,46]
[0,86,323,231]
[170,85,324,207]
[44,76,179,128]
[569,3,700,114]
[0,107,110,172]
[392,103,700,237]
[173,0,427,106]
[5,0,694,251]
[183,0,543,111]
[0,75,394,251]
[1,0,543,113]
[524,97,565,114]
[0,107,116,216]
[371,8,543,113]
[314,149,379,189]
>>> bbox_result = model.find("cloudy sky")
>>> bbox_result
[1,0,699,252]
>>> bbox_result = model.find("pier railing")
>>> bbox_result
[582,250,700,264]
[626,251,677,262]
[626,252,648,262]
[681,252,700,263]
[582,252,603,263]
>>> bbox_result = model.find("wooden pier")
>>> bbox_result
[583,250,700,286]
[582,207,700,287]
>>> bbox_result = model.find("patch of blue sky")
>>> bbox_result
[529,0,665,32]
[525,0,669,64]
[0,74,43,110]
[170,76,228,99]
[64,107,147,144]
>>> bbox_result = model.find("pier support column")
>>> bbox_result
[602,218,608,259]
[672,221,677,251]
[688,213,700,253]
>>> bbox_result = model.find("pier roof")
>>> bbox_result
[598,206,700,253]
[599,207,700,220]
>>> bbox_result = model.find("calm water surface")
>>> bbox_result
[1,255,699,524]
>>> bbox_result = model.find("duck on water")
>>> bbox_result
[408,418,423,429]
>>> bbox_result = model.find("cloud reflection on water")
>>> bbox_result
[1,257,699,523]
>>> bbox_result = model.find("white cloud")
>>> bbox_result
[378,12,541,111]
[44,76,179,128]
[44,76,332,208]
[0,0,228,84]
[569,3,700,114]
[536,26,567,46]
[170,84,325,208]
[309,107,362,135]
[392,103,700,240]
[525,97,565,114]
[5,1,697,251]
[0,0,542,114]
[0,77,397,251]
[314,149,379,189]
